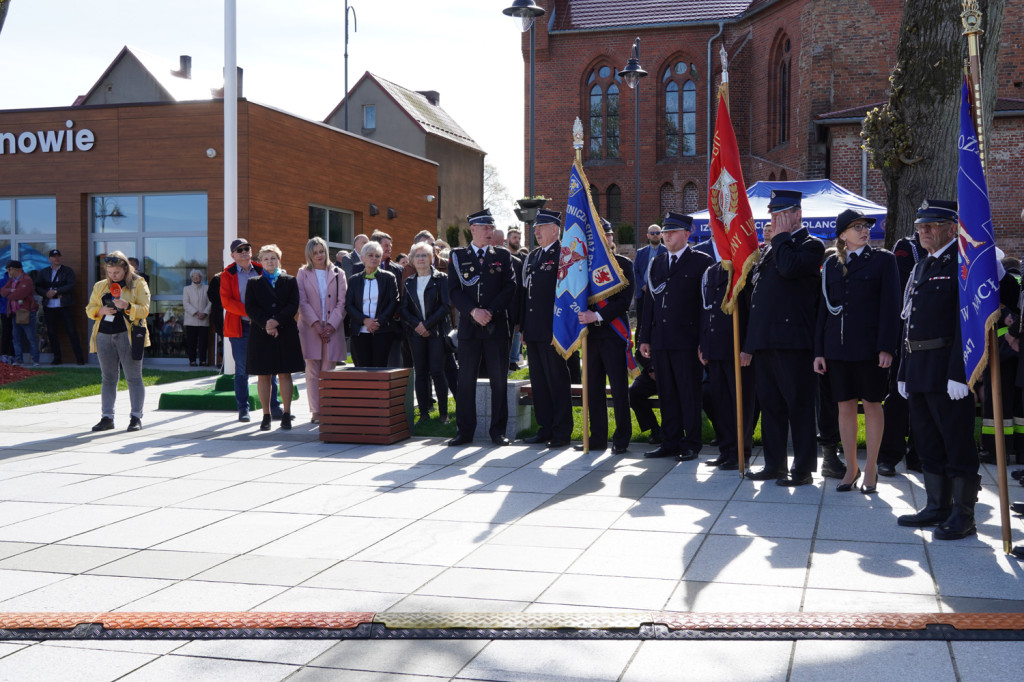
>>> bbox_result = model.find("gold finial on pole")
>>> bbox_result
[573,116,584,164]
[961,0,983,36]
[961,0,987,168]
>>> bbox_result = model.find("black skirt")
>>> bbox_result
[828,357,889,403]
[247,322,305,375]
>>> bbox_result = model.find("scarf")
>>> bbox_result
[264,268,281,286]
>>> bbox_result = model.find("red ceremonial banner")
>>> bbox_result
[707,90,759,313]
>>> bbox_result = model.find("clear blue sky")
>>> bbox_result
[0,0,528,223]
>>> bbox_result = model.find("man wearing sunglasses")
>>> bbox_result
[633,224,667,347]
[220,238,281,422]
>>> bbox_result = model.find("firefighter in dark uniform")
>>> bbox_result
[518,209,573,448]
[629,348,661,443]
[814,209,902,493]
[746,189,825,485]
[698,243,753,471]
[639,212,713,460]
[447,209,517,446]
[896,199,1019,539]
[576,219,635,454]
[878,231,926,476]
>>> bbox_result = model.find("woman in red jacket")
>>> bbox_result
[1,260,40,366]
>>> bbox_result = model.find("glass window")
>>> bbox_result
[14,198,56,235]
[92,240,137,283]
[92,195,138,233]
[18,241,57,275]
[586,66,622,160]
[363,104,376,130]
[771,34,792,146]
[607,185,622,225]
[0,240,11,266]
[0,199,10,235]
[664,62,698,158]
[150,300,187,358]
[144,194,207,233]
[589,185,600,215]
[309,204,354,253]
[144,236,208,297]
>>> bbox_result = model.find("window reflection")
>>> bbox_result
[15,198,56,235]
[144,236,207,296]
[0,200,10,235]
[92,196,137,233]
[144,194,207,233]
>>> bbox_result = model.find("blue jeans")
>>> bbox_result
[229,321,279,414]
[11,310,40,364]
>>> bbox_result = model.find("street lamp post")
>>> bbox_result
[618,37,647,249]
[343,1,358,132]
[503,0,546,214]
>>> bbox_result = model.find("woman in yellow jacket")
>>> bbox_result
[85,251,151,432]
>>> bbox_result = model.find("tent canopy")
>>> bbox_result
[689,179,887,242]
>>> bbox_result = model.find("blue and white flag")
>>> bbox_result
[552,159,628,358]
[957,77,1000,390]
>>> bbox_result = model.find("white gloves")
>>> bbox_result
[947,380,970,401]
[897,381,908,399]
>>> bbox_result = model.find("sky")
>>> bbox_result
[0,0,527,224]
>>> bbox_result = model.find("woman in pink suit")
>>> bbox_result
[297,237,347,423]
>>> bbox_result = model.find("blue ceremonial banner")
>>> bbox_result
[552,159,628,358]
[957,77,1000,390]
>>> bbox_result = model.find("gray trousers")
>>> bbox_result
[96,331,145,419]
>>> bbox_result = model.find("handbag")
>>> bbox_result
[15,307,30,325]
[130,321,146,361]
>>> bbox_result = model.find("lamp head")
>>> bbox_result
[502,0,546,32]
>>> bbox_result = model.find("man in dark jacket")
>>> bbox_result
[35,249,85,365]
[447,209,517,446]
[576,220,635,453]
[745,190,825,486]
[639,212,713,461]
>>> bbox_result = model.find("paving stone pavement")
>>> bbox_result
[1,373,1023,681]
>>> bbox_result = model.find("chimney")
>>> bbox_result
[172,55,192,80]
[237,66,243,98]
[417,90,440,106]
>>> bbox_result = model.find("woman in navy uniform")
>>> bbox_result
[447,209,517,446]
[897,200,1018,539]
[746,190,825,486]
[639,212,713,461]
[813,209,901,493]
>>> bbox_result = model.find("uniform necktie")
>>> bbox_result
[848,252,858,264]
[670,254,678,269]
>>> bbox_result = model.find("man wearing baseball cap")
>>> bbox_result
[34,249,86,365]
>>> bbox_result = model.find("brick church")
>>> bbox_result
[523,0,1024,248]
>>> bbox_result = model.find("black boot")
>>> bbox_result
[934,474,981,540]
[897,471,953,527]
[820,443,846,479]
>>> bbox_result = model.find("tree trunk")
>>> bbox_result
[863,0,1004,248]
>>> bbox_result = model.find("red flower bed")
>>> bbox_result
[0,363,47,386]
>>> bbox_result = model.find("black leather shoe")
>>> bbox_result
[836,471,861,492]
[648,427,663,444]
[126,417,142,432]
[1012,546,1024,561]
[677,449,698,462]
[545,438,570,449]
[238,411,251,423]
[645,445,681,459]
[1010,502,1024,515]
[448,434,473,446]
[745,468,783,481]
[1010,468,1024,480]
[718,460,739,471]
[777,472,814,487]
[492,435,511,446]
[704,455,727,467]
[520,433,550,444]
[611,444,629,455]
[877,462,897,477]
[574,443,607,452]
[91,417,115,432]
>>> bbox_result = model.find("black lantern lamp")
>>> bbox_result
[502,0,545,32]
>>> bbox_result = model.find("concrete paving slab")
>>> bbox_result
[118,579,285,612]
[340,487,467,519]
[116,654,297,682]
[790,640,955,681]
[927,542,1024,600]
[665,580,805,612]
[0,573,172,611]
[0,643,158,682]
[622,640,791,682]
[66,507,237,549]
[457,541,583,573]
[0,543,134,574]
[301,560,444,594]
[537,573,676,610]
[169,481,312,511]
[612,497,726,534]
[86,549,234,580]
[479,466,590,494]
[351,519,496,566]
[95,478,236,507]
[0,503,150,543]
[253,586,403,612]
[486,524,603,550]
[950,641,1023,680]
[288,669,445,682]
[253,484,382,515]
[459,640,639,682]
[807,539,935,595]
[255,515,414,560]
[0,568,68,602]
[566,529,701,580]
[0,542,41,561]
[800,587,940,612]
[308,639,488,677]
[815,502,926,544]
[425,490,551,526]
[0,501,72,526]
[682,535,812,587]
[170,639,335,665]
[417,567,558,603]
[152,511,323,554]
[191,554,334,586]
[249,460,374,484]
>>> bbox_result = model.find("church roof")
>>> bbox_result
[549,0,764,31]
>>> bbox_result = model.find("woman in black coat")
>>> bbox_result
[401,242,451,423]
[814,210,901,493]
[345,240,399,367]
[245,244,304,431]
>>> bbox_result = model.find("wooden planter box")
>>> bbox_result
[318,368,413,444]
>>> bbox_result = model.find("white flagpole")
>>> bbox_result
[222,0,238,375]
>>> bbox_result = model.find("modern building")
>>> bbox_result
[0,48,438,362]
[326,72,486,243]
[524,0,1024,248]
